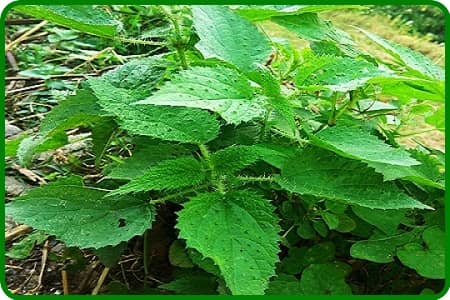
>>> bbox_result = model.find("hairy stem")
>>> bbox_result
[198,144,225,193]
[335,90,357,120]
[270,127,310,145]
[260,107,273,140]
[161,6,188,69]
[115,36,165,46]
[327,93,338,126]
[236,175,274,183]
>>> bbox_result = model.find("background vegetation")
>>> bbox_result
[4,5,445,295]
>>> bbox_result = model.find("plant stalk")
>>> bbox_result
[143,229,150,287]
[160,6,188,69]
[198,144,225,193]
[236,175,274,183]
[327,93,338,126]
[260,107,273,140]
[335,90,357,121]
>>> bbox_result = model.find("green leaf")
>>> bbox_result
[107,140,191,180]
[88,77,220,144]
[169,240,194,268]
[17,132,68,166]
[39,89,103,134]
[187,249,221,277]
[352,206,405,235]
[192,6,272,72]
[251,143,298,169]
[266,96,297,133]
[159,270,218,295]
[367,148,445,190]
[14,5,121,38]
[16,89,106,166]
[234,5,360,21]
[177,190,280,295]
[135,66,264,125]
[335,214,356,233]
[297,220,316,240]
[299,262,352,295]
[310,40,348,56]
[370,76,444,104]
[280,200,304,222]
[278,148,431,210]
[6,177,154,249]
[325,201,347,214]
[425,106,445,131]
[311,124,419,166]
[420,288,436,295]
[397,226,445,279]
[295,54,389,92]
[5,133,29,158]
[280,247,308,274]
[94,242,127,267]
[357,99,398,114]
[246,64,281,98]
[358,28,444,80]
[234,4,361,21]
[266,274,303,295]
[101,57,169,97]
[211,145,261,175]
[321,211,339,230]
[91,118,117,166]
[108,156,206,196]
[273,13,354,48]
[350,229,422,263]
[6,231,48,259]
[280,241,335,275]
[313,220,329,237]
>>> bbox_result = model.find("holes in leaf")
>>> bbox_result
[118,218,127,228]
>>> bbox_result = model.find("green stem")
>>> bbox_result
[115,36,165,46]
[143,229,150,287]
[335,90,357,120]
[161,6,188,69]
[281,224,296,238]
[198,144,225,193]
[327,93,338,126]
[260,107,273,140]
[236,175,274,183]
[270,127,310,145]
[175,46,188,70]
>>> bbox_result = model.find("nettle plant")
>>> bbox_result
[6,5,445,295]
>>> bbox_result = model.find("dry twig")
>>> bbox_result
[91,267,110,295]
[12,164,47,185]
[6,21,48,51]
[74,261,99,293]
[29,240,49,294]
[61,270,69,295]
[5,225,32,242]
